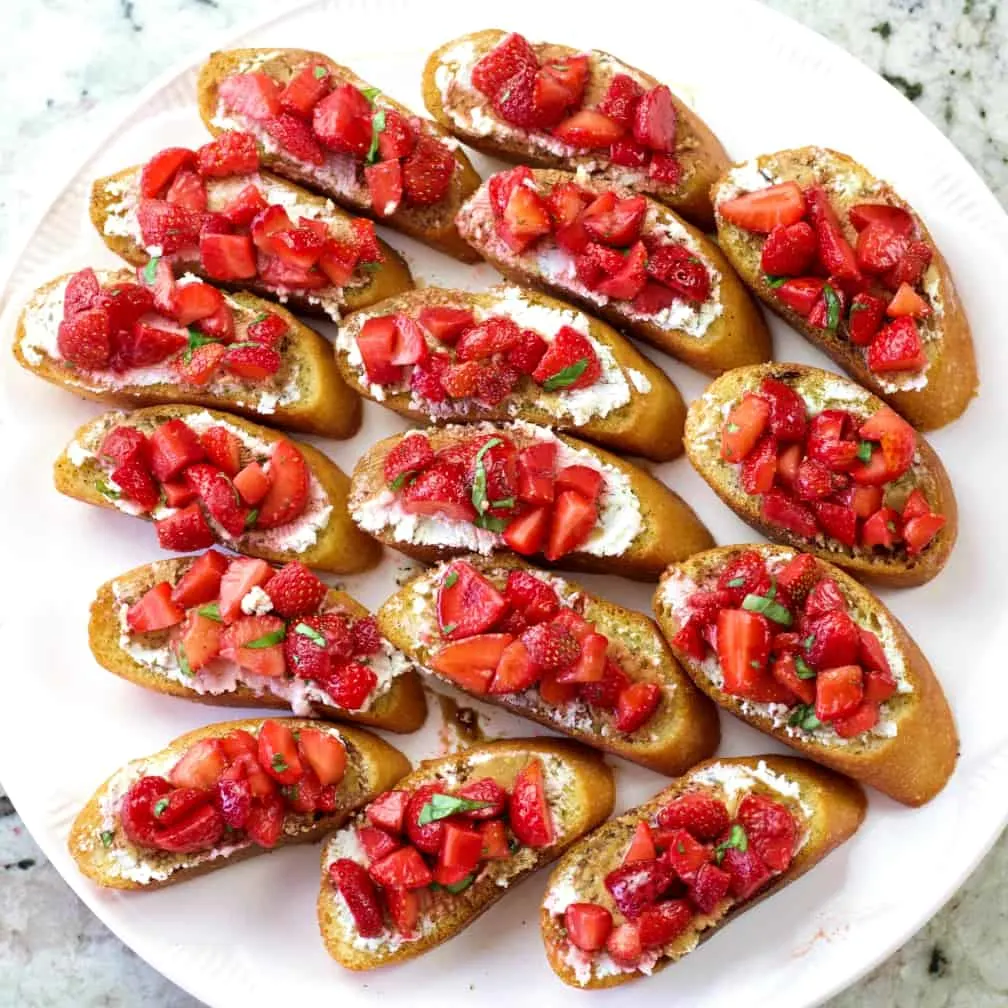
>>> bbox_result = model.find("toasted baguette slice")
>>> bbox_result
[89,554,427,733]
[349,421,714,581]
[712,147,977,430]
[377,554,719,773]
[13,268,361,439]
[90,167,413,318]
[422,30,729,229]
[54,404,381,573]
[685,362,957,586]
[653,544,958,805]
[319,737,614,968]
[456,168,770,377]
[337,284,686,461]
[541,754,866,988]
[69,717,411,891]
[196,48,482,262]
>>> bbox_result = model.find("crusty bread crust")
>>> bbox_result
[89,167,415,316]
[456,168,771,377]
[653,544,958,806]
[684,362,957,587]
[13,269,361,440]
[349,424,715,581]
[318,737,614,969]
[53,404,382,574]
[712,147,977,431]
[196,48,483,263]
[422,29,730,230]
[68,717,411,891]
[89,556,427,733]
[337,285,687,461]
[541,753,866,988]
[377,554,719,773]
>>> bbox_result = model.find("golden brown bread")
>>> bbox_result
[196,48,483,262]
[89,555,427,733]
[422,29,730,229]
[541,754,866,988]
[53,404,382,574]
[456,168,771,377]
[348,422,715,581]
[684,362,957,587]
[13,268,361,439]
[68,717,411,891]
[318,737,614,969]
[89,167,414,316]
[336,284,687,461]
[377,554,719,773]
[712,147,977,430]
[652,544,958,806]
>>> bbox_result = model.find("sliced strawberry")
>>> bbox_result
[255,440,309,529]
[509,758,553,847]
[279,62,332,119]
[311,84,371,156]
[760,221,817,276]
[531,326,601,390]
[805,186,860,283]
[401,135,454,208]
[632,85,677,153]
[646,243,711,302]
[430,634,511,694]
[502,505,550,556]
[365,160,403,217]
[437,561,508,639]
[328,858,384,937]
[719,181,805,232]
[57,308,111,368]
[140,147,196,199]
[867,316,927,373]
[720,392,770,463]
[552,108,624,147]
[545,490,597,561]
[615,681,661,733]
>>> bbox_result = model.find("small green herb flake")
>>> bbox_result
[313,65,328,79]
[714,824,748,864]
[439,871,476,894]
[187,327,219,351]
[443,571,459,590]
[251,312,268,324]
[246,628,286,649]
[470,438,503,514]
[802,634,816,650]
[750,659,762,669]
[142,257,159,285]
[741,592,792,626]
[788,703,822,731]
[389,471,411,491]
[441,622,457,635]
[177,646,193,678]
[198,602,222,622]
[795,656,816,680]
[245,509,259,529]
[271,754,288,773]
[417,794,491,826]
[153,798,170,818]
[97,479,121,500]
[490,497,516,510]
[295,622,327,647]
[474,514,508,533]
[823,284,841,331]
[359,85,380,104]
[857,440,873,463]
[727,422,740,434]
[764,275,788,289]
[366,109,386,164]
[542,358,588,392]
[360,260,381,272]
[726,576,745,588]
[100,830,115,848]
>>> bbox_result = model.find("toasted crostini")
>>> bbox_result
[653,544,958,805]
[54,404,381,573]
[196,48,483,262]
[318,737,614,968]
[69,717,411,891]
[712,146,977,430]
[336,284,686,461]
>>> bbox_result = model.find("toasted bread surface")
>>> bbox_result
[13,269,361,439]
[53,404,382,573]
[89,555,427,733]
[712,147,977,430]
[69,717,411,891]
[653,544,958,805]
[89,167,414,316]
[349,422,714,581]
[319,737,614,968]
[377,554,719,772]
[197,48,482,262]
[456,168,770,377]
[422,29,729,229]
[685,362,957,586]
[337,284,686,461]
[541,753,866,988]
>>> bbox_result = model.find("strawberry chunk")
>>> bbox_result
[509,759,554,847]
[721,846,771,900]
[867,316,927,373]
[171,549,229,607]
[552,108,624,148]
[760,222,817,276]
[736,794,797,872]
[264,561,327,618]
[279,62,332,119]
[805,185,860,283]
[140,147,196,199]
[57,308,111,367]
[127,582,184,632]
[776,277,825,316]
[149,419,205,482]
[847,292,887,346]
[814,664,864,722]
[436,561,508,640]
[365,159,403,217]
[400,462,476,522]
[581,192,646,246]
[328,859,384,938]
[632,85,677,153]
[383,433,435,487]
[646,243,711,303]
[532,326,601,390]
[656,792,729,840]
[721,392,770,463]
[604,857,675,919]
[719,181,805,233]
[312,84,371,156]
[615,681,661,733]
[221,343,282,379]
[196,131,258,177]
[199,426,242,477]
[471,32,538,99]
[136,199,201,253]
[401,135,454,207]
[597,74,644,128]
[218,72,282,121]
[200,233,257,281]
[255,440,309,529]
[155,503,216,552]
[499,181,552,252]
[545,490,597,561]
[564,903,613,952]
[689,861,732,913]
[638,900,693,949]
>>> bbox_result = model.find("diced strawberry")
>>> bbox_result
[358,824,400,863]
[649,153,683,186]
[328,858,384,937]
[847,292,887,346]
[596,73,644,128]
[545,490,597,561]
[382,434,434,488]
[887,282,930,318]
[883,239,933,289]
[760,221,817,276]
[171,549,229,607]
[719,181,806,232]
[814,664,864,723]
[311,83,371,155]
[805,185,860,283]
[904,513,947,555]
[155,503,216,551]
[366,790,409,834]
[401,134,454,208]
[140,147,196,199]
[436,561,508,640]
[430,634,511,694]
[515,442,557,506]
[63,267,103,318]
[737,794,797,872]
[740,435,777,494]
[855,219,910,274]
[805,609,861,670]
[401,462,476,522]
[498,181,552,252]
[813,501,858,547]
[455,315,521,361]
[564,903,613,952]
[689,861,732,913]
[849,203,915,234]
[218,557,274,622]
[716,609,774,698]
[255,440,309,529]
[501,570,558,624]
[196,130,258,178]
[604,857,675,919]
[221,183,269,228]
[623,821,657,865]
[862,506,901,550]
[220,343,281,380]
[716,551,771,604]
[807,283,846,331]
[439,822,484,873]
[471,32,539,99]
[221,616,286,678]
[417,306,473,345]
[230,462,270,507]
[867,316,927,373]
[356,315,404,386]
[902,488,931,521]
[174,342,225,386]
[173,280,224,326]
[646,242,711,302]
[832,699,880,738]
[608,138,648,167]
[553,108,624,147]
[804,578,845,618]
[262,561,327,619]
[638,900,693,949]
[365,160,403,217]
[520,621,580,674]
[126,320,186,367]
[721,392,770,463]
[164,169,207,212]
[776,276,825,316]
[595,240,649,300]
[369,845,434,891]
[510,759,554,847]
[630,281,679,317]
[279,62,332,119]
[199,233,257,281]
[657,792,730,840]
[761,489,818,539]
[581,192,647,246]
[136,199,202,253]
[632,85,677,153]
[267,104,336,161]
[126,582,184,633]
[531,325,601,391]
[149,419,205,482]
[502,505,550,556]
[218,72,282,121]
[615,681,661,732]
[606,922,643,967]
[756,377,807,444]
[200,426,242,477]
[57,308,111,367]
[179,611,222,671]
[721,845,771,899]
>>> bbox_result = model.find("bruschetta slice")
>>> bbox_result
[456,167,770,376]
[424,30,730,229]
[336,284,686,461]
[685,363,956,586]
[712,146,977,430]
[377,555,719,773]
[91,148,413,320]
[318,737,614,968]
[14,266,360,439]
[69,717,410,891]
[348,421,714,580]
[653,545,958,805]
[54,404,381,573]
[541,754,865,988]
[196,48,483,262]
[90,551,427,733]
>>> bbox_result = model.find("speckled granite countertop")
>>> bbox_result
[1,1,1005,1005]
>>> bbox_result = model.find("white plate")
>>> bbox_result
[1,0,1006,1005]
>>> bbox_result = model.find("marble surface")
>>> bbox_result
[1,0,1005,1005]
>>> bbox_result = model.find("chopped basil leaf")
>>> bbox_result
[389,471,411,491]
[295,622,327,647]
[271,754,288,773]
[741,592,792,626]
[676,841,686,854]
[97,479,121,500]
[886,520,897,533]
[441,622,457,635]
[360,260,381,272]
[245,509,258,529]
[366,109,386,164]
[246,629,286,649]
[187,327,219,351]
[177,646,193,678]
[198,602,222,622]
[474,514,508,533]
[251,312,269,324]
[417,794,491,826]
[802,634,816,650]
[726,576,745,588]
[313,65,328,80]
[359,85,380,103]
[100,830,115,848]
[489,497,516,510]
[788,703,822,731]
[153,798,169,818]
[765,275,788,288]
[857,440,873,463]
[726,422,740,433]
[713,824,748,864]
[542,358,588,392]
[443,571,459,590]
[470,437,503,514]
[750,659,762,669]
[823,284,841,331]
[142,257,159,284]
[437,871,476,894]
[795,656,816,680]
